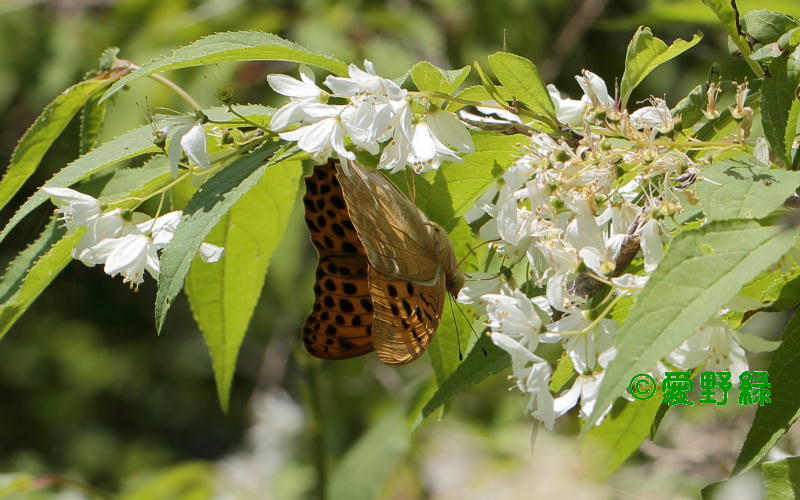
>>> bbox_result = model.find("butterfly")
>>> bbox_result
[301,159,465,365]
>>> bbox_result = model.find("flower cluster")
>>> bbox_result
[45,187,224,289]
[268,62,474,173]
[461,70,777,428]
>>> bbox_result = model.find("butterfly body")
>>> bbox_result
[302,160,464,365]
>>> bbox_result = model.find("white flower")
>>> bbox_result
[638,218,665,273]
[547,84,586,126]
[565,214,627,276]
[157,114,210,177]
[456,273,501,309]
[630,98,674,133]
[491,331,556,429]
[483,289,549,341]
[89,232,160,288]
[547,309,617,374]
[74,209,146,264]
[325,60,405,101]
[575,70,615,111]
[554,371,611,422]
[44,187,101,229]
[278,104,354,161]
[427,110,474,155]
[666,318,779,378]
[267,66,326,131]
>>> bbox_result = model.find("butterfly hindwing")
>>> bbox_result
[302,162,374,360]
[303,255,374,359]
[369,268,445,365]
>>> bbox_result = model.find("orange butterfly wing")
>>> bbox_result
[302,161,374,359]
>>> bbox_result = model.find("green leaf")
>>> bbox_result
[411,61,470,105]
[447,84,512,112]
[733,310,800,474]
[620,27,702,107]
[583,395,662,481]
[0,219,64,303]
[762,50,800,165]
[119,462,214,500]
[155,142,296,332]
[550,350,575,392]
[762,457,800,499]
[702,0,765,77]
[0,72,122,214]
[0,105,275,246]
[79,93,108,155]
[426,217,481,384]
[327,410,409,500]
[418,335,509,425]
[185,159,302,411]
[585,220,800,431]
[0,230,82,341]
[696,160,800,221]
[742,9,800,44]
[487,52,557,124]
[0,159,173,339]
[102,31,348,102]
[672,83,706,129]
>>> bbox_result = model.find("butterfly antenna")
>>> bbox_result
[454,301,487,356]
[455,238,498,269]
[448,296,463,361]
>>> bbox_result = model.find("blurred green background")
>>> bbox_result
[1,0,799,498]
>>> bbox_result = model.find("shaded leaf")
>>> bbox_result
[733,310,800,474]
[697,160,800,221]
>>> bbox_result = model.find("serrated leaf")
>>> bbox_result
[79,93,108,155]
[0,219,64,303]
[418,335,509,425]
[487,52,557,124]
[585,220,800,431]
[185,159,302,411]
[761,457,800,498]
[0,105,274,246]
[733,310,800,474]
[327,410,409,500]
[697,160,800,220]
[762,50,800,165]
[155,142,296,332]
[583,395,662,481]
[0,230,82,341]
[102,31,348,102]
[620,27,702,107]
[0,70,125,214]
